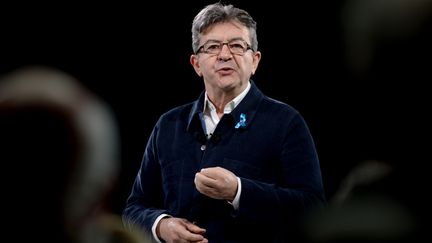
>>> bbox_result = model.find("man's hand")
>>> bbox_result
[194,166,238,201]
[157,217,208,243]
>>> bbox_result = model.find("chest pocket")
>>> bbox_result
[221,158,261,180]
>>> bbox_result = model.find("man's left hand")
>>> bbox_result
[194,166,238,201]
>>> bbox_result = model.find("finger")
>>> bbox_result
[193,239,209,243]
[180,230,205,242]
[199,168,219,179]
[195,172,217,187]
[185,222,206,234]
[194,174,209,194]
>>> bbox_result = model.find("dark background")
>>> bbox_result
[1,0,429,216]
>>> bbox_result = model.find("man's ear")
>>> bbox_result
[251,51,261,75]
[190,54,202,77]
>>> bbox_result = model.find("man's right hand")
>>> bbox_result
[157,217,208,243]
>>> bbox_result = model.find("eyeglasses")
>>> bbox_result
[196,39,254,55]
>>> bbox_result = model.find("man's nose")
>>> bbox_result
[218,44,232,60]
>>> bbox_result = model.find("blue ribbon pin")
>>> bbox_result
[235,113,247,129]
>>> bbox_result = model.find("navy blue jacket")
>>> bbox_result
[123,81,325,242]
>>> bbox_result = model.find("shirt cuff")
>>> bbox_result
[151,213,170,243]
[228,177,241,210]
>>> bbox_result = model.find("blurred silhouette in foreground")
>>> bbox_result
[301,0,431,241]
[303,160,419,242]
[0,66,151,242]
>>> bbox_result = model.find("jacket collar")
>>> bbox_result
[187,80,264,132]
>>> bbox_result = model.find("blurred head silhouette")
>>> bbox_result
[0,66,148,242]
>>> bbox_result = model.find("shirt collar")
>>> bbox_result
[187,80,263,132]
[203,81,251,114]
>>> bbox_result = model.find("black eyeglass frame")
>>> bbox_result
[195,39,254,55]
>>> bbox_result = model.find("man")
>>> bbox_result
[123,3,325,242]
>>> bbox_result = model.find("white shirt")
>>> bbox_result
[203,81,251,138]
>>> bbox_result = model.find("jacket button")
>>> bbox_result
[200,145,206,151]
